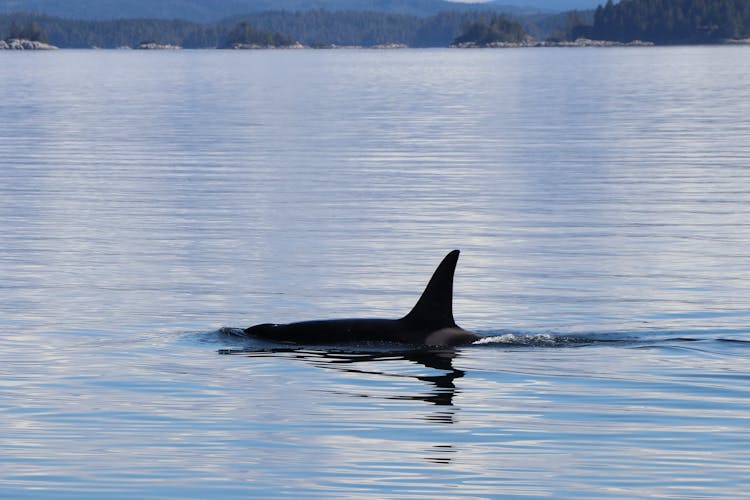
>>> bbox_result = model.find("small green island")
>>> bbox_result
[450,15,527,48]
[222,22,303,49]
[1,0,749,49]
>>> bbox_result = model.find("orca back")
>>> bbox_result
[244,250,480,347]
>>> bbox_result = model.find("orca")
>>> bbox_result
[244,250,482,347]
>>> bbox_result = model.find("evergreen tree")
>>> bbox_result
[8,20,20,38]
[21,20,48,42]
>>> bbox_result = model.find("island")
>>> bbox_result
[221,22,301,49]
[449,15,526,48]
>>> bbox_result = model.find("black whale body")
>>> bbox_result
[244,250,482,347]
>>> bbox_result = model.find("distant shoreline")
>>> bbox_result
[3,37,749,51]
[3,5,749,51]
[450,38,656,48]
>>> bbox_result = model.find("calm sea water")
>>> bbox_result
[2,47,750,498]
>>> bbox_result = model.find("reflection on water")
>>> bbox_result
[222,347,466,415]
[216,334,750,498]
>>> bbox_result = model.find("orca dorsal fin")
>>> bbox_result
[402,250,459,329]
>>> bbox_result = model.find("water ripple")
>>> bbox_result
[3,47,750,498]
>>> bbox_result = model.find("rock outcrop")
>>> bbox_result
[0,38,58,50]
[370,43,408,49]
[226,42,305,49]
[451,38,655,48]
[135,42,182,50]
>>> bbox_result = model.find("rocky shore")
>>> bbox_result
[370,43,408,49]
[227,42,305,49]
[135,42,182,50]
[451,38,655,48]
[8,37,748,51]
[0,38,58,50]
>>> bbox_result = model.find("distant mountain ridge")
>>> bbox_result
[487,0,601,10]
[0,0,601,22]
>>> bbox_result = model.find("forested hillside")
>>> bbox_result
[224,10,517,47]
[0,10,529,47]
[5,1,749,48]
[584,0,750,42]
[0,0,536,22]
[1,14,215,47]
